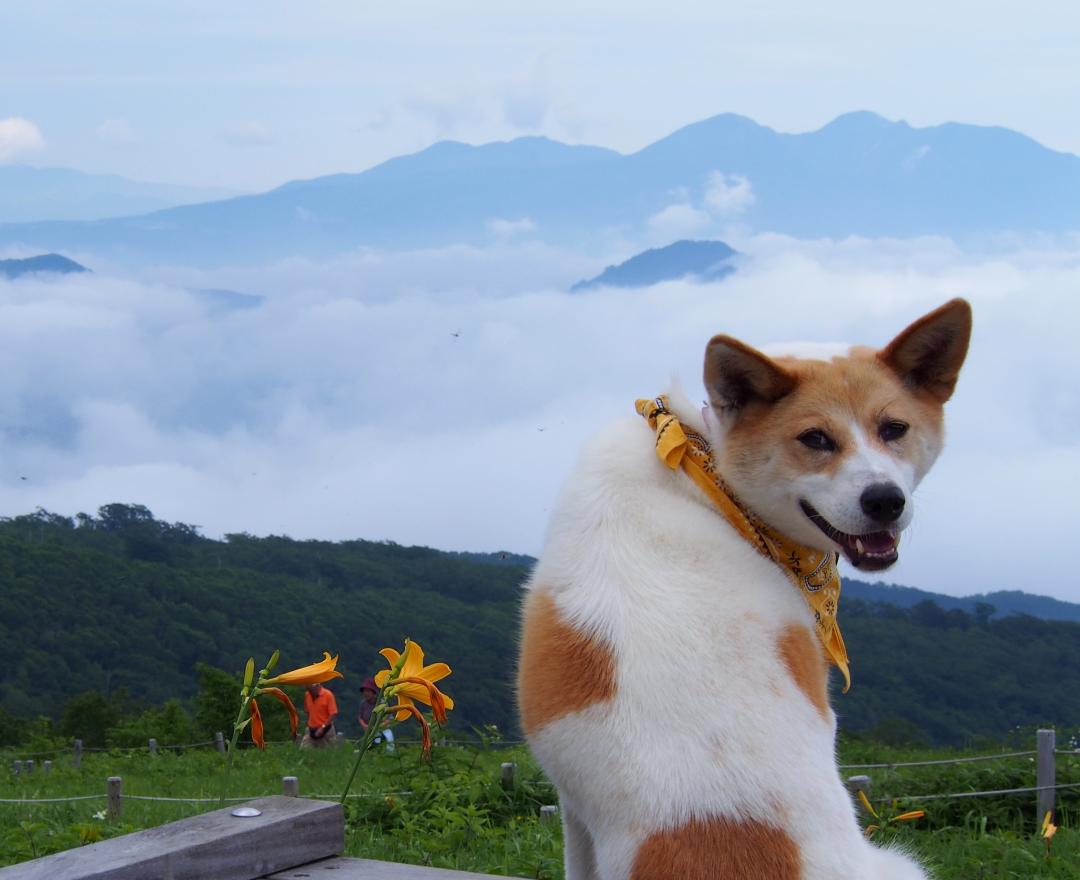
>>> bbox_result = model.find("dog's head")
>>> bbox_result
[702,299,972,571]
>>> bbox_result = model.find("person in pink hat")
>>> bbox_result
[358,676,395,751]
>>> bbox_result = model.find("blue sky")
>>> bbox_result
[3,0,1080,189]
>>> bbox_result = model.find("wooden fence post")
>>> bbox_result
[43,760,53,773]
[540,805,559,824]
[149,738,158,756]
[107,776,123,820]
[25,759,34,774]
[215,731,226,753]
[74,739,83,767]
[1037,728,1056,821]
[500,762,515,789]
[846,775,872,813]
[12,759,22,776]
[282,776,299,797]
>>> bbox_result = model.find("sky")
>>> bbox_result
[2,1,1080,603]
[2,1,1080,190]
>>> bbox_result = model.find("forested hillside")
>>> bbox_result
[2,504,1078,746]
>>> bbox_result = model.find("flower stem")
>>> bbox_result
[220,686,255,805]
[341,703,388,803]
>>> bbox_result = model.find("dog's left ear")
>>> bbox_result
[879,298,972,403]
[704,335,796,412]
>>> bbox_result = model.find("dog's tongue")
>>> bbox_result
[854,531,899,554]
[845,529,900,570]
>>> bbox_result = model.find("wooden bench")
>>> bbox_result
[0,796,512,880]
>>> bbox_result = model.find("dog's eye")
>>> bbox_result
[798,429,836,452]
[879,421,909,442]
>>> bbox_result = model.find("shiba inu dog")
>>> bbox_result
[518,299,972,879]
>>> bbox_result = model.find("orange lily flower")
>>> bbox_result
[260,687,299,739]
[388,701,432,759]
[893,810,925,823]
[249,697,265,749]
[263,652,343,686]
[374,640,453,723]
[1042,810,1058,841]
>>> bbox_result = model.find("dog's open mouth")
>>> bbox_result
[799,501,899,571]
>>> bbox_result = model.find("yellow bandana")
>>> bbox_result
[636,395,851,692]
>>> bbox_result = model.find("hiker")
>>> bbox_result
[358,676,395,751]
[300,681,339,748]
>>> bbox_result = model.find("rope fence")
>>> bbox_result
[839,749,1037,769]
[2,729,1076,820]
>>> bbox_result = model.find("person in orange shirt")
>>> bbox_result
[300,681,339,748]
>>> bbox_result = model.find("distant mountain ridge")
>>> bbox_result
[0,253,88,279]
[844,580,1080,623]
[571,239,738,291]
[3,111,1079,266]
[0,165,239,224]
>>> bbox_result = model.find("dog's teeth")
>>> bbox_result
[855,538,864,555]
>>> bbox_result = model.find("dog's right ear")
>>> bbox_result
[704,335,797,412]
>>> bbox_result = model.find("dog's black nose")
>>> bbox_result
[860,483,906,523]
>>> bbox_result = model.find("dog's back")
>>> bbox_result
[518,301,971,880]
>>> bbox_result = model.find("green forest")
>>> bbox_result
[1,504,1078,748]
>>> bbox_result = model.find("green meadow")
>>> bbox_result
[2,737,1077,878]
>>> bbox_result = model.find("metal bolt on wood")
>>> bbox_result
[540,805,558,824]
[1037,728,1056,822]
[107,776,123,820]
[282,776,299,797]
[500,762,515,789]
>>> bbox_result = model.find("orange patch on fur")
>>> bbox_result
[517,589,616,733]
[777,624,830,720]
[631,816,801,880]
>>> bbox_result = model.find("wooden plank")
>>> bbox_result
[264,857,515,880]
[0,796,344,880]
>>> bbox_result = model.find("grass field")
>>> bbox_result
[1,737,1077,878]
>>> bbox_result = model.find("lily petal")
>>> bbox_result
[260,687,299,738]
[264,652,343,686]
[249,698,265,749]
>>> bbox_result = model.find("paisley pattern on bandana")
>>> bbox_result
[637,395,852,693]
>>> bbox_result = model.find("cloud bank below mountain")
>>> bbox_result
[1,235,1078,602]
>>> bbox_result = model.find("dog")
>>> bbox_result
[517,299,972,880]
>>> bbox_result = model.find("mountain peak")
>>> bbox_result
[572,239,738,292]
[0,253,89,279]
[819,110,908,132]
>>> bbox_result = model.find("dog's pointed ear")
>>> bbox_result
[704,335,797,412]
[879,298,972,403]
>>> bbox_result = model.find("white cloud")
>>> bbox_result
[2,238,1080,604]
[0,117,44,162]
[95,118,137,145]
[219,120,276,147]
[647,202,712,240]
[703,172,755,216]
[487,217,537,240]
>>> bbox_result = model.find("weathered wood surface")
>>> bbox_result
[264,857,515,879]
[0,796,343,880]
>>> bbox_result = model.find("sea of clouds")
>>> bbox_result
[2,234,1078,601]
